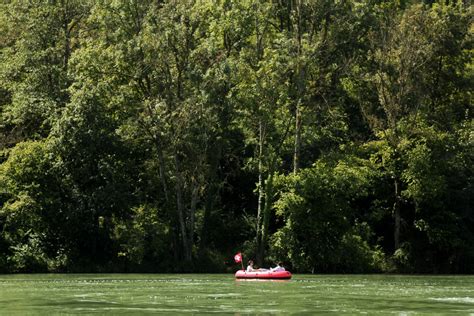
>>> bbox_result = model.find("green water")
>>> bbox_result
[0,274,473,314]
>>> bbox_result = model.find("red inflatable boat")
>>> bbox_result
[235,269,292,279]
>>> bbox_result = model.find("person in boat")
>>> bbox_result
[246,260,256,272]
[246,260,269,272]
[270,262,285,272]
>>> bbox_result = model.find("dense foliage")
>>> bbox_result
[0,0,472,274]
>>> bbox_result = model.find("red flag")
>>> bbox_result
[234,252,242,263]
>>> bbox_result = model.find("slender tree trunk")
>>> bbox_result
[156,139,169,201]
[199,140,221,252]
[259,170,274,265]
[199,187,214,252]
[286,0,292,32]
[153,138,179,261]
[186,183,199,262]
[256,120,264,266]
[393,178,401,251]
[63,20,70,74]
[174,153,189,261]
[293,102,302,173]
[293,0,304,174]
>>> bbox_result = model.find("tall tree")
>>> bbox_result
[0,0,89,144]
[229,0,294,265]
[347,2,439,252]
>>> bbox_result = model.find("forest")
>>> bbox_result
[0,0,472,274]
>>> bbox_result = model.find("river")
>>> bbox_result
[1,274,473,314]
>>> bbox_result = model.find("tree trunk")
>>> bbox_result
[154,138,180,261]
[186,183,199,262]
[174,153,190,261]
[63,18,70,74]
[199,140,222,252]
[156,139,169,202]
[293,102,302,174]
[256,120,265,266]
[293,0,304,174]
[258,170,274,266]
[393,178,401,252]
